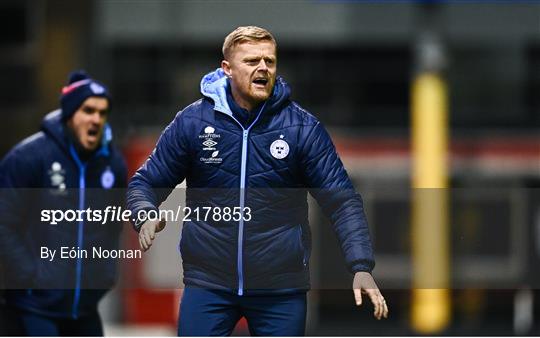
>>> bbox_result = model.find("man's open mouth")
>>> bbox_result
[252,77,268,86]
[88,129,99,137]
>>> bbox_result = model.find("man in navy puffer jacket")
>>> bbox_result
[127,26,388,336]
[0,70,127,335]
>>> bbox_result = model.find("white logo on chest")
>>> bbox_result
[270,139,289,159]
[101,167,115,189]
[199,126,223,164]
[48,161,66,194]
[199,125,220,151]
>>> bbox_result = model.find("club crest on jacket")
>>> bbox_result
[101,167,115,189]
[270,138,289,159]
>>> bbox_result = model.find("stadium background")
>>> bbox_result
[1,0,539,335]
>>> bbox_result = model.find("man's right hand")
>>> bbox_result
[138,219,166,251]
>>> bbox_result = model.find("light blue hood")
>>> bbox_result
[200,68,232,116]
[200,68,291,117]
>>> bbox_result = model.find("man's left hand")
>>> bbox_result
[353,271,388,320]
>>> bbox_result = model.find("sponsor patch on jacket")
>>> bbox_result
[200,149,222,164]
[199,125,220,151]
[199,126,223,163]
[48,161,66,194]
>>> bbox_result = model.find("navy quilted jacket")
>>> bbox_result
[0,110,127,318]
[127,69,374,295]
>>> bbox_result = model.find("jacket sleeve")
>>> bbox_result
[299,121,375,273]
[0,147,39,285]
[127,112,191,231]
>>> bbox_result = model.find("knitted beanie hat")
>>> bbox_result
[60,70,110,121]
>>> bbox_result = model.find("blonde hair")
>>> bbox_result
[222,26,277,60]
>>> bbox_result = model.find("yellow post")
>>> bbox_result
[411,72,451,333]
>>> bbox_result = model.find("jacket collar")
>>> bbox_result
[200,68,291,118]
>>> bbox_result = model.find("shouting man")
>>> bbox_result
[127,26,388,336]
[0,70,127,336]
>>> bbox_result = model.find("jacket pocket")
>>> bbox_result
[179,221,221,267]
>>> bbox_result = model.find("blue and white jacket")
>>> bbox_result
[0,110,127,318]
[127,69,374,295]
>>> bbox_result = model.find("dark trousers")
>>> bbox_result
[178,288,307,336]
[4,306,103,336]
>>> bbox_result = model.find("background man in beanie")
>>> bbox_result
[128,26,387,336]
[0,70,127,335]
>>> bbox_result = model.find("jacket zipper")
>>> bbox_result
[237,129,248,295]
[69,145,86,319]
[215,102,266,296]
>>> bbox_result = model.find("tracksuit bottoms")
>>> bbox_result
[178,288,307,336]
[4,306,103,336]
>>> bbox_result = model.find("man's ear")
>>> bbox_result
[221,60,232,78]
